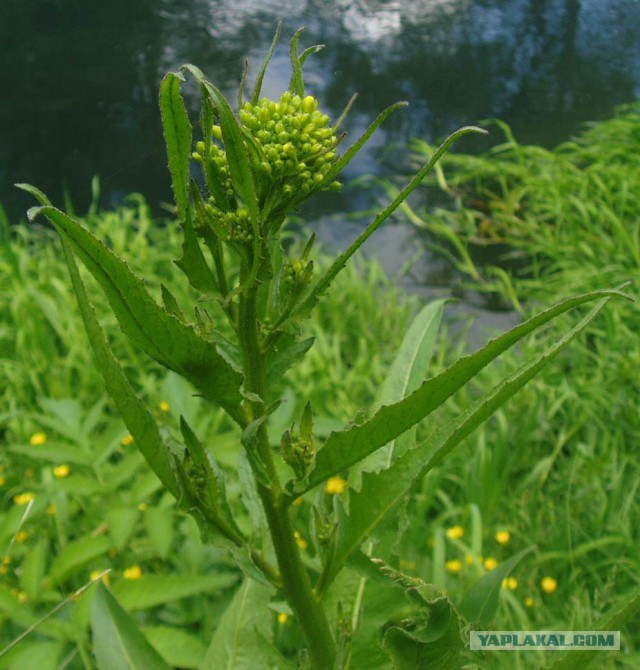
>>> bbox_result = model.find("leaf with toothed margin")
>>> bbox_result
[319,291,627,589]
[297,287,628,496]
[19,194,245,424]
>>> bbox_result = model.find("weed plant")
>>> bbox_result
[1,29,635,670]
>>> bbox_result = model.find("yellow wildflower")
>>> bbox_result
[325,476,347,495]
[123,565,143,580]
[277,612,290,624]
[138,503,148,511]
[502,576,518,590]
[541,576,558,594]
[159,401,170,413]
[16,531,29,544]
[17,591,28,603]
[465,554,475,565]
[294,531,308,551]
[0,476,6,487]
[525,597,535,607]
[47,504,57,515]
[495,530,511,545]
[53,464,70,479]
[121,434,135,446]
[484,557,499,571]
[446,525,464,540]
[30,432,47,446]
[14,492,35,506]
[445,559,463,574]
[90,570,111,586]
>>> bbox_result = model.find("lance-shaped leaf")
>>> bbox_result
[159,75,219,294]
[319,292,624,587]
[354,299,446,483]
[159,72,191,220]
[459,546,535,626]
[294,126,484,320]
[59,237,181,499]
[298,288,628,494]
[182,64,259,224]
[24,201,245,424]
[92,582,172,670]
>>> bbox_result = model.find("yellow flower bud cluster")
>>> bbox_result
[239,92,339,198]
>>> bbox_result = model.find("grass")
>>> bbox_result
[394,102,640,667]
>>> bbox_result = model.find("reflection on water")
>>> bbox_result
[3,0,639,261]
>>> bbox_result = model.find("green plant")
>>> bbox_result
[16,29,629,669]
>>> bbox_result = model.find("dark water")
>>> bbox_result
[2,0,640,306]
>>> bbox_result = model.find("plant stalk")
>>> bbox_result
[237,277,337,669]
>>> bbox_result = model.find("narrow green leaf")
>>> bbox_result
[49,535,111,584]
[143,507,174,560]
[27,203,244,424]
[356,299,446,479]
[288,28,306,97]
[57,236,181,497]
[183,64,259,224]
[321,293,620,586]
[295,125,483,320]
[142,626,207,670]
[19,540,49,601]
[106,504,141,551]
[175,183,220,294]
[302,288,627,493]
[111,574,237,611]
[159,72,192,220]
[92,582,172,670]
[199,578,275,670]
[251,22,282,105]
[458,546,535,626]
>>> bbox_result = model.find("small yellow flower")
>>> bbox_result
[53,464,70,479]
[325,476,347,495]
[46,504,57,515]
[502,576,518,590]
[277,612,290,624]
[121,434,135,446]
[541,576,558,594]
[484,557,499,571]
[445,559,463,574]
[294,531,308,551]
[495,530,511,545]
[14,492,35,506]
[465,554,475,565]
[16,531,29,544]
[446,525,464,540]
[3,556,12,565]
[30,432,47,446]
[90,570,111,586]
[0,566,7,575]
[525,597,535,608]
[159,401,171,413]
[17,591,28,603]
[123,565,143,580]
[138,503,148,512]
[0,476,6,487]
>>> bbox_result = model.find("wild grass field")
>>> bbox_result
[1,103,639,668]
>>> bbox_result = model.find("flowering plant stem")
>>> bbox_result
[238,280,337,667]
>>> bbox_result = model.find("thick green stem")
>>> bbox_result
[237,279,336,669]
